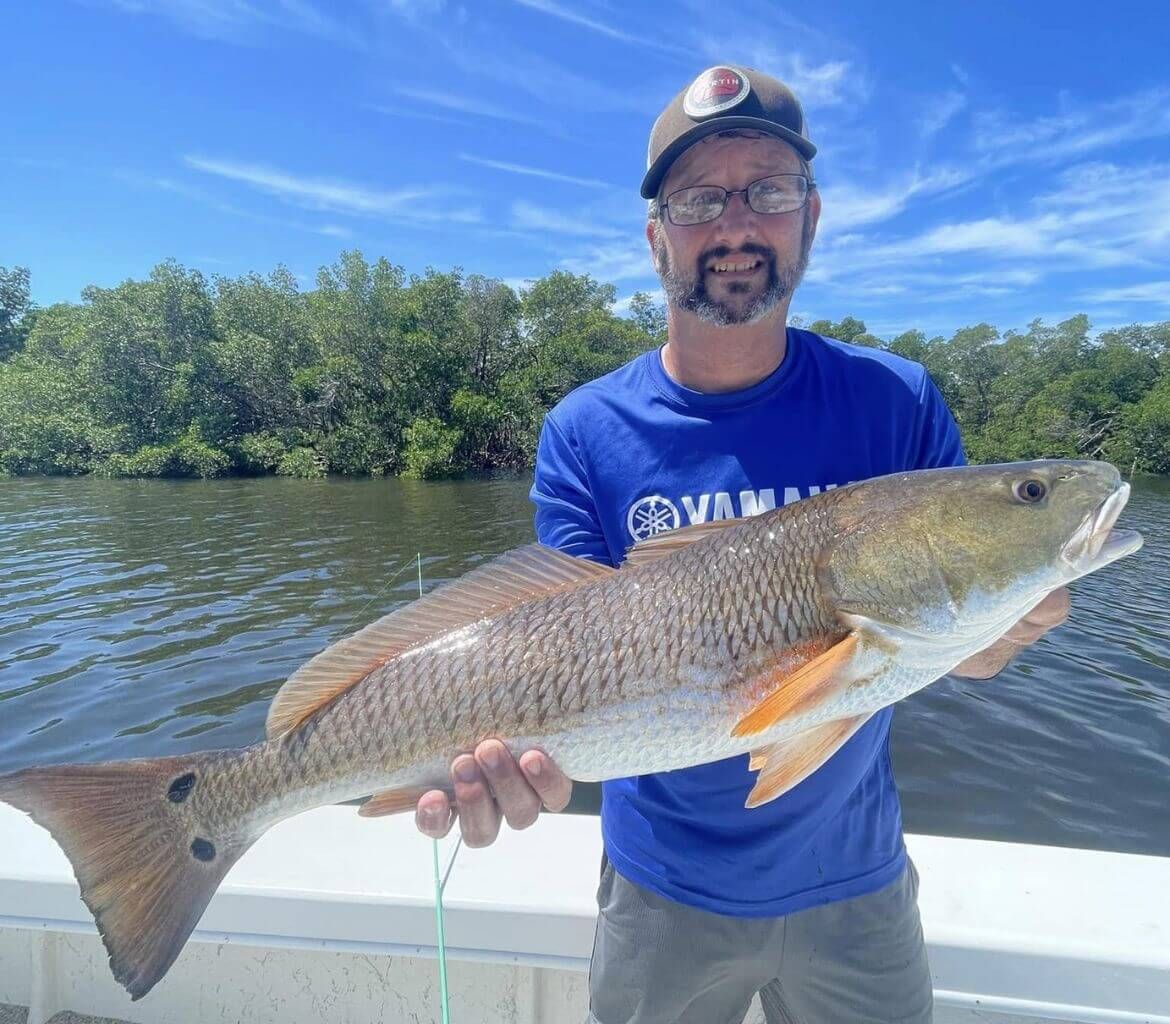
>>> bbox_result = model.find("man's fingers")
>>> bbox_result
[1004,587,1072,645]
[1000,618,1046,646]
[476,739,543,830]
[420,746,573,847]
[451,754,502,848]
[519,749,573,813]
[415,790,455,839]
[953,587,1073,681]
[1026,587,1070,629]
[952,637,1015,680]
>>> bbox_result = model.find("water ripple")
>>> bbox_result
[1,473,1168,855]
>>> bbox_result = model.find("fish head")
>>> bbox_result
[818,460,1143,657]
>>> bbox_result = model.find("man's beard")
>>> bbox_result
[653,212,813,327]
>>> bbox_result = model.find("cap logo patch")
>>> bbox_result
[683,66,750,118]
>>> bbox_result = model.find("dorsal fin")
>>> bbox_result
[265,545,615,739]
[622,517,748,569]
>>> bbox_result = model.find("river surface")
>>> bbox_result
[1,474,1167,855]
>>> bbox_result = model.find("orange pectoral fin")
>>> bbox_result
[731,632,859,738]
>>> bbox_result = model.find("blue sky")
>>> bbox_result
[3,0,1168,339]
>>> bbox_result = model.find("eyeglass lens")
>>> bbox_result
[666,174,810,225]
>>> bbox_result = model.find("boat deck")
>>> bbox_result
[1,803,1168,1023]
[2,1010,127,1024]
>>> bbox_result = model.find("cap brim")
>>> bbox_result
[640,117,817,199]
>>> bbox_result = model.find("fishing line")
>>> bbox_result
[331,552,419,642]
[420,552,462,1024]
[331,548,462,1018]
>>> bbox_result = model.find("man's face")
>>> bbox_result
[648,132,819,327]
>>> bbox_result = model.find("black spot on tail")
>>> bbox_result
[190,838,215,862]
[167,773,196,803]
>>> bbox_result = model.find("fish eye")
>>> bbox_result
[1013,478,1047,503]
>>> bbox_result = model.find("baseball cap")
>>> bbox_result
[641,66,817,200]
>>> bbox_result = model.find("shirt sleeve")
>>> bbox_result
[913,371,967,469]
[529,413,615,567]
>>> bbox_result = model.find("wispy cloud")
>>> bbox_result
[91,0,363,47]
[677,0,840,58]
[680,1,864,112]
[366,104,471,128]
[811,158,1170,300]
[561,238,650,282]
[1083,282,1170,306]
[508,0,687,56]
[391,87,551,130]
[387,0,458,25]
[438,44,659,116]
[382,1,671,119]
[817,166,971,236]
[183,155,481,224]
[920,90,967,139]
[775,56,857,110]
[511,0,634,41]
[691,43,857,109]
[118,171,359,238]
[185,155,425,212]
[460,153,613,189]
[511,201,627,238]
[973,88,1170,163]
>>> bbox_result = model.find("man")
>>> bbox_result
[416,66,1069,1023]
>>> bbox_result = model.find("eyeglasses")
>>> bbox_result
[661,173,815,226]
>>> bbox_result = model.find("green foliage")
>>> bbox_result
[276,446,326,479]
[95,426,230,479]
[808,316,883,349]
[0,353,111,475]
[1105,378,1170,474]
[2,255,1167,477]
[234,431,289,473]
[0,266,33,361]
[401,416,462,479]
[318,420,395,475]
[627,292,667,341]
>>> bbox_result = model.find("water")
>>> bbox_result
[0,474,1167,855]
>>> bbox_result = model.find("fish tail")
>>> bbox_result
[0,751,259,1000]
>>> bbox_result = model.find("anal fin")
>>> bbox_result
[358,787,436,818]
[745,714,871,808]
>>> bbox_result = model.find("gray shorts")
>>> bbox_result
[586,857,932,1024]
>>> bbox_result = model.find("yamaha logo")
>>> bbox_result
[627,495,680,541]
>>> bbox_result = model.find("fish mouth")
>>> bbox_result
[1060,482,1143,575]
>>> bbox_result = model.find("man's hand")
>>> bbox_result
[414,740,573,848]
[951,586,1070,680]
